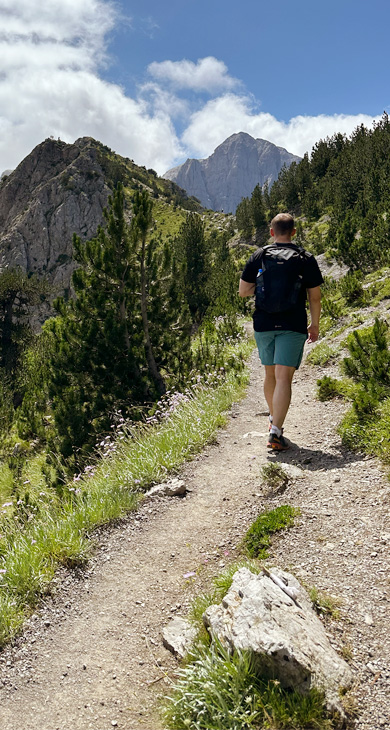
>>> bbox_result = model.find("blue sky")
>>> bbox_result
[108,0,389,119]
[0,0,388,174]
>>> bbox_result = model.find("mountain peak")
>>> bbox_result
[164,133,300,212]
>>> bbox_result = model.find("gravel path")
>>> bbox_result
[0,348,389,729]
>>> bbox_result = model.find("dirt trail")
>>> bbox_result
[0,350,389,730]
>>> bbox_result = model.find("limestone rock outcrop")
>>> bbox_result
[0,137,110,300]
[203,567,352,716]
[164,133,301,213]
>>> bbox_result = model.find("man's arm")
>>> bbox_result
[307,286,321,343]
[239,278,255,297]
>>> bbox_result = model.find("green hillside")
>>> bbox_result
[0,138,247,494]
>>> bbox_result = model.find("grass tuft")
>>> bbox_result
[244,505,299,559]
[261,463,290,493]
[307,342,339,367]
[163,641,333,730]
[309,587,341,619]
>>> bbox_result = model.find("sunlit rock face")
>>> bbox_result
[164,132,301,213]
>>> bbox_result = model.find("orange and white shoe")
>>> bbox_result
[267,432,290,451]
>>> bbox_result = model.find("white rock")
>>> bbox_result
[162,617,197,659]
[203,568,352,716]
[163,478,186,496]
[277,463,305,480]
[241,431,264,440]
[145,478,186,499]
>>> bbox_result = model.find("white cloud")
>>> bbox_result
[182,94,380,159]
[139,81,190,120]
[0,0,381,183]
[147,57,239,93]
[0,0,184,174]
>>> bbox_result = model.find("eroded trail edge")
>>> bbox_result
[0,351,389,730]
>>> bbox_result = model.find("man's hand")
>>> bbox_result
[307,324,319,343]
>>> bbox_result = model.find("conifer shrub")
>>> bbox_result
[316,376,344,401]
[337,318,390,455]
[342,317,390,388]
[339,271,366,305]
[321,296,342,321]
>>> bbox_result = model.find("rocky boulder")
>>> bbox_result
[203,567,352,716]
[0,137,111,308]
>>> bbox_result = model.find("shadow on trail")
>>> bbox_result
[266,441,367,472]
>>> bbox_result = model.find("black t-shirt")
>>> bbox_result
[241,244,324,334]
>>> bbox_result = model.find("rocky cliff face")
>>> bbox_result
[164,132,301,213]
[0,137,111,298]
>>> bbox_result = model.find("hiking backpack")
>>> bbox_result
[255,244,306,313]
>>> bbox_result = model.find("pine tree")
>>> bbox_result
[131,190,166,395]
[235,198,253,238]
[250,184,266,230]
[145,236,192,385]
[45,184,193,460]
[45,183,146,459]
[207,233,239,317]
[174,213,210,324]
[0,267,50,376]
[206,232,241,338]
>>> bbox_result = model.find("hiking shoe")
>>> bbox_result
[267,432,290,451]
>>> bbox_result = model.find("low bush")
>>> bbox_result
[339,396,390,462]
[321,296,342,321]
[317,376,346,401]
[339,270,366,305]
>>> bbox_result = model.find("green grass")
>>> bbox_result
[163,642,333,730]
[309,587,341,620]
[260,463,290,493]
[0,462,13,502]
[307,341,339,367]
[244,506,299,559]
[316,376,355,402]
[0,339,253,646]
[367,270,390,305]
[338,395,390,462]
[152,198,187,239]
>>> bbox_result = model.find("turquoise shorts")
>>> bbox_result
[254,330,307,369]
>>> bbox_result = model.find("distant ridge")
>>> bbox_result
[164,132,301,213]
[0,136,202,319]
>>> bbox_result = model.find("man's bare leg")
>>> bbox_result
[272,364,296,431]
[263,365,276,418]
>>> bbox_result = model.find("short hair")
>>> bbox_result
[271,213,295,236]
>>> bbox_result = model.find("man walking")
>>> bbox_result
[239,213,323,451]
